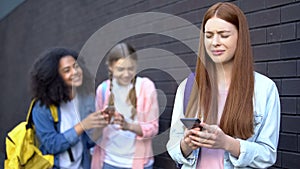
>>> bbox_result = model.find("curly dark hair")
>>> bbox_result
[30,47,94,107]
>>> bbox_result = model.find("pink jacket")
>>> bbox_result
[91,77,159,169]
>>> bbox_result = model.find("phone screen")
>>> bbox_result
[180,118,201,129]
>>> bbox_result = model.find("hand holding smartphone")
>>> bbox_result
[101,106,115,123]
[180,118,202,130]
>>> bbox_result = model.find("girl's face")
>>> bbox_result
[204,17,238,66]
[58,55,83,88]
[109,57,137,86]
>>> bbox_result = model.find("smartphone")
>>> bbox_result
[180,118,201,129]
[101,106,115,123]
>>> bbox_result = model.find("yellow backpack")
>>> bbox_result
[4,99,58,169]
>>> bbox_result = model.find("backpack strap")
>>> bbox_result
[26,99,36,123]
[183,73,195,114]
[49,105,58,123]
[26,99,58,123]
[28,99,74,162]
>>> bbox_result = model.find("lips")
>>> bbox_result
[211,50,225,56]
[72,75,82,83]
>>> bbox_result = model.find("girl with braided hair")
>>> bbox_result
[91,43,159,169]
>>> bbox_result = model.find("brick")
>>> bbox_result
[247,9,280,28]
[180,8,206,26]
[267,23,296,43]
[253,44,281,62]
[155,81,178,95]
[254,62,267,75]
[158,119,171,132]
[250,28,266,45]
[266,0,294,8]
[178,52,197,68]
[159,107,173,121]
[186,0,222,11]
[280,97,297,114]
[273,79,282,95]
[299,135,300,152]
[240,0,265,13]
[268,61,297,78]
[281,41,300,59]
[170,1,193,15]
[282,152,300,168]
[281,3,300,23]
[148,0,176,11]
[279,133,298,151]
[281,115,300,133]
[297,22,300,39]
[273,151,282,168]
[282,79,300,96]
[297,98,300,115]
[297,60,300,76]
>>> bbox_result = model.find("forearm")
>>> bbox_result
[180,139,193,158]
[74,123,84,136]
[224,135,240,157]
[127,123,143,137]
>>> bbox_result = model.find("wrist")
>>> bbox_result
[125,122,131,131]
[74,123,84,136]
[180,139,192,157]
[224,135,240,157]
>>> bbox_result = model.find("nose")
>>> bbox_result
[124,69,130,77]
[212,35,221,46]
[71,67,78,75]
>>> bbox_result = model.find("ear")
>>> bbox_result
[108,65,113,72]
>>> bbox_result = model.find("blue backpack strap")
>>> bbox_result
[183,73,195,114]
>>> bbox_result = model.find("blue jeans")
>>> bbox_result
[102,162,153,169]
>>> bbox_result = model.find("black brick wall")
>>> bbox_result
[1,0,300,168]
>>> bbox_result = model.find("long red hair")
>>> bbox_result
[186,2,254,139]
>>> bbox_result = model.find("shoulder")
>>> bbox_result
[138,76,156,88]
[179,78,187,90]
[254,72,277,89]
[96,79,110,94]
[254,72,279,97]
[254,72,274,84]
[32,101,53,119]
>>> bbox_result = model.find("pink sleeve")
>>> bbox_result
[137,78,159,139]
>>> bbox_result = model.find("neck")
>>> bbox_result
[70,88,77,99]
[215,62,232,91]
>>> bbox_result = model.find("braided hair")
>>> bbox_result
[106,43,138,119]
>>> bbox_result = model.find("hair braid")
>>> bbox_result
[128,75,137,119]
[108,71,115,107]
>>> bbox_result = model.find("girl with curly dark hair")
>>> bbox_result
[30,47,108,169]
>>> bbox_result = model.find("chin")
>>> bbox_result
[72,81,83,87]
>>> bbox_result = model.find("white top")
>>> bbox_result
[59,96,83,169]
[104,78,140,167]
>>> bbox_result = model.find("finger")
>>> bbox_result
[191,140,212,148]
[200,123,218,134]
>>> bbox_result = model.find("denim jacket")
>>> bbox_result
[32,93,95,169]
[167,72,281,169]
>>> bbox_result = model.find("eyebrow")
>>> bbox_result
[116,66,134,69]
[60,62,77,71]
[204,30,231,34]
